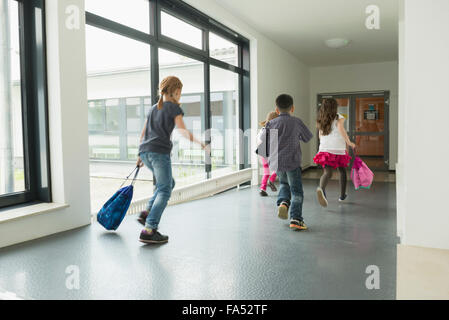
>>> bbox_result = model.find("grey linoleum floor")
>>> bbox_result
[0,179,397,300]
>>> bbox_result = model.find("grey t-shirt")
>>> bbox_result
[139,101,184,155]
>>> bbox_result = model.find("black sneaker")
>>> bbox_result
[268,181,277,192]
[137,210,149,226]
[139,229,169,244]
[338,194,348,202]
[290,219,308,231]
[259,190,268,197]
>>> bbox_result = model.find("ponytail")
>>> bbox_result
[157,93,164,110]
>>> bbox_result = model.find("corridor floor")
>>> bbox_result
[0,179,397,300]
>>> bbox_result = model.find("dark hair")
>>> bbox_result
[317,98,339,136]
[276,94,294,112]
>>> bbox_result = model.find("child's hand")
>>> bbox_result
[136,157,144,168]
[348,142,356,149]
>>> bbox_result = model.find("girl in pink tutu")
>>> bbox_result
[313,98,356,207]
[257,111,278,197]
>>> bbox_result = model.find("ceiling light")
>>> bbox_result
[325,38,351,49]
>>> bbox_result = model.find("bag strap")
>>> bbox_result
[119,166,140,188]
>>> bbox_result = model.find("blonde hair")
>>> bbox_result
[260,111,278,127]
[158,76,183,110]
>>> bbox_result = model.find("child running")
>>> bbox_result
[136,76,209,244]
[313,98,356,207]
[257,111,279,197]
[260,94,313,231]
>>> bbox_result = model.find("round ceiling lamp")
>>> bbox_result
[325,38,351,49]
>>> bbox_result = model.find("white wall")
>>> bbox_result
[184,0,312,183]
[309,61,398,170]
[0,0,91,248]
[397,0,449,250]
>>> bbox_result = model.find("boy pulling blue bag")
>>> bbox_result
[97,166,140,231]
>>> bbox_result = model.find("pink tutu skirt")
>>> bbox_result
[313,151,352,169]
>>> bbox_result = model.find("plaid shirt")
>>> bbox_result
[261,113,313,172]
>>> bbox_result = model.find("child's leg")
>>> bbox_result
[277,171,290,219]
[269,172,277,183]
[277,171,290,206]
[319,166,333,193]
[338,167,347,198]
[260,157,270,191]
[145,153,173,231]
[286,167,304,221]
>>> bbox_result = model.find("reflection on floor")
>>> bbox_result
[0,180,397,300]
[303,167,396,183]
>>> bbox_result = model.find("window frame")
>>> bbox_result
[0,0,52,210]
[85,0,251,178]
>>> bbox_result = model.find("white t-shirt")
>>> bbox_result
[319,114,347,155]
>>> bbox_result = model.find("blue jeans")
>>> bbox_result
[140,152,175,230]
[277,167,304,221]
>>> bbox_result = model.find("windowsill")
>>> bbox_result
[0,202,69,224]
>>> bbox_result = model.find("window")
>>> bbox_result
[210,66,239,177]
[85,0,250,211]
[85,25,151,162]
[85,0,150,33]
[160,11,203,49]
[1,0,24,195]
[210,32,238,67]
[0,0,51,209]
[160,49,207,185]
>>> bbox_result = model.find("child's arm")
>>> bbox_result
[175,115,211,154]
[298,120,314,143]
[337,119,356,149]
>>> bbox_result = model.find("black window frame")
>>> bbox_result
[85,0,251,177]
[0,0,51,210]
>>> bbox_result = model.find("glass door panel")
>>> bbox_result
[353,96,388,170]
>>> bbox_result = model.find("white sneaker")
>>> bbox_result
[316,187,328,207]
[338,194,348,202]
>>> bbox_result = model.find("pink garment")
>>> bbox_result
[313,151,352,169]
[260,156,277,191]
[351,156,374,190]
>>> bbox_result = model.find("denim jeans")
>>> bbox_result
[277,167,304,221]
[140,152,175,230]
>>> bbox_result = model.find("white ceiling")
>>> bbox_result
[213,0,399,67]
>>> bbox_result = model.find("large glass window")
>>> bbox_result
[85,25,152,212]
[0,0,25,195]
[1,0,51,209]
[85,0,250,212]
[210,66,239,177]
[85,0,150,33]
[159,49,206,185]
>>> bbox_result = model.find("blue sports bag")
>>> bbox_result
[97,166,140,231]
